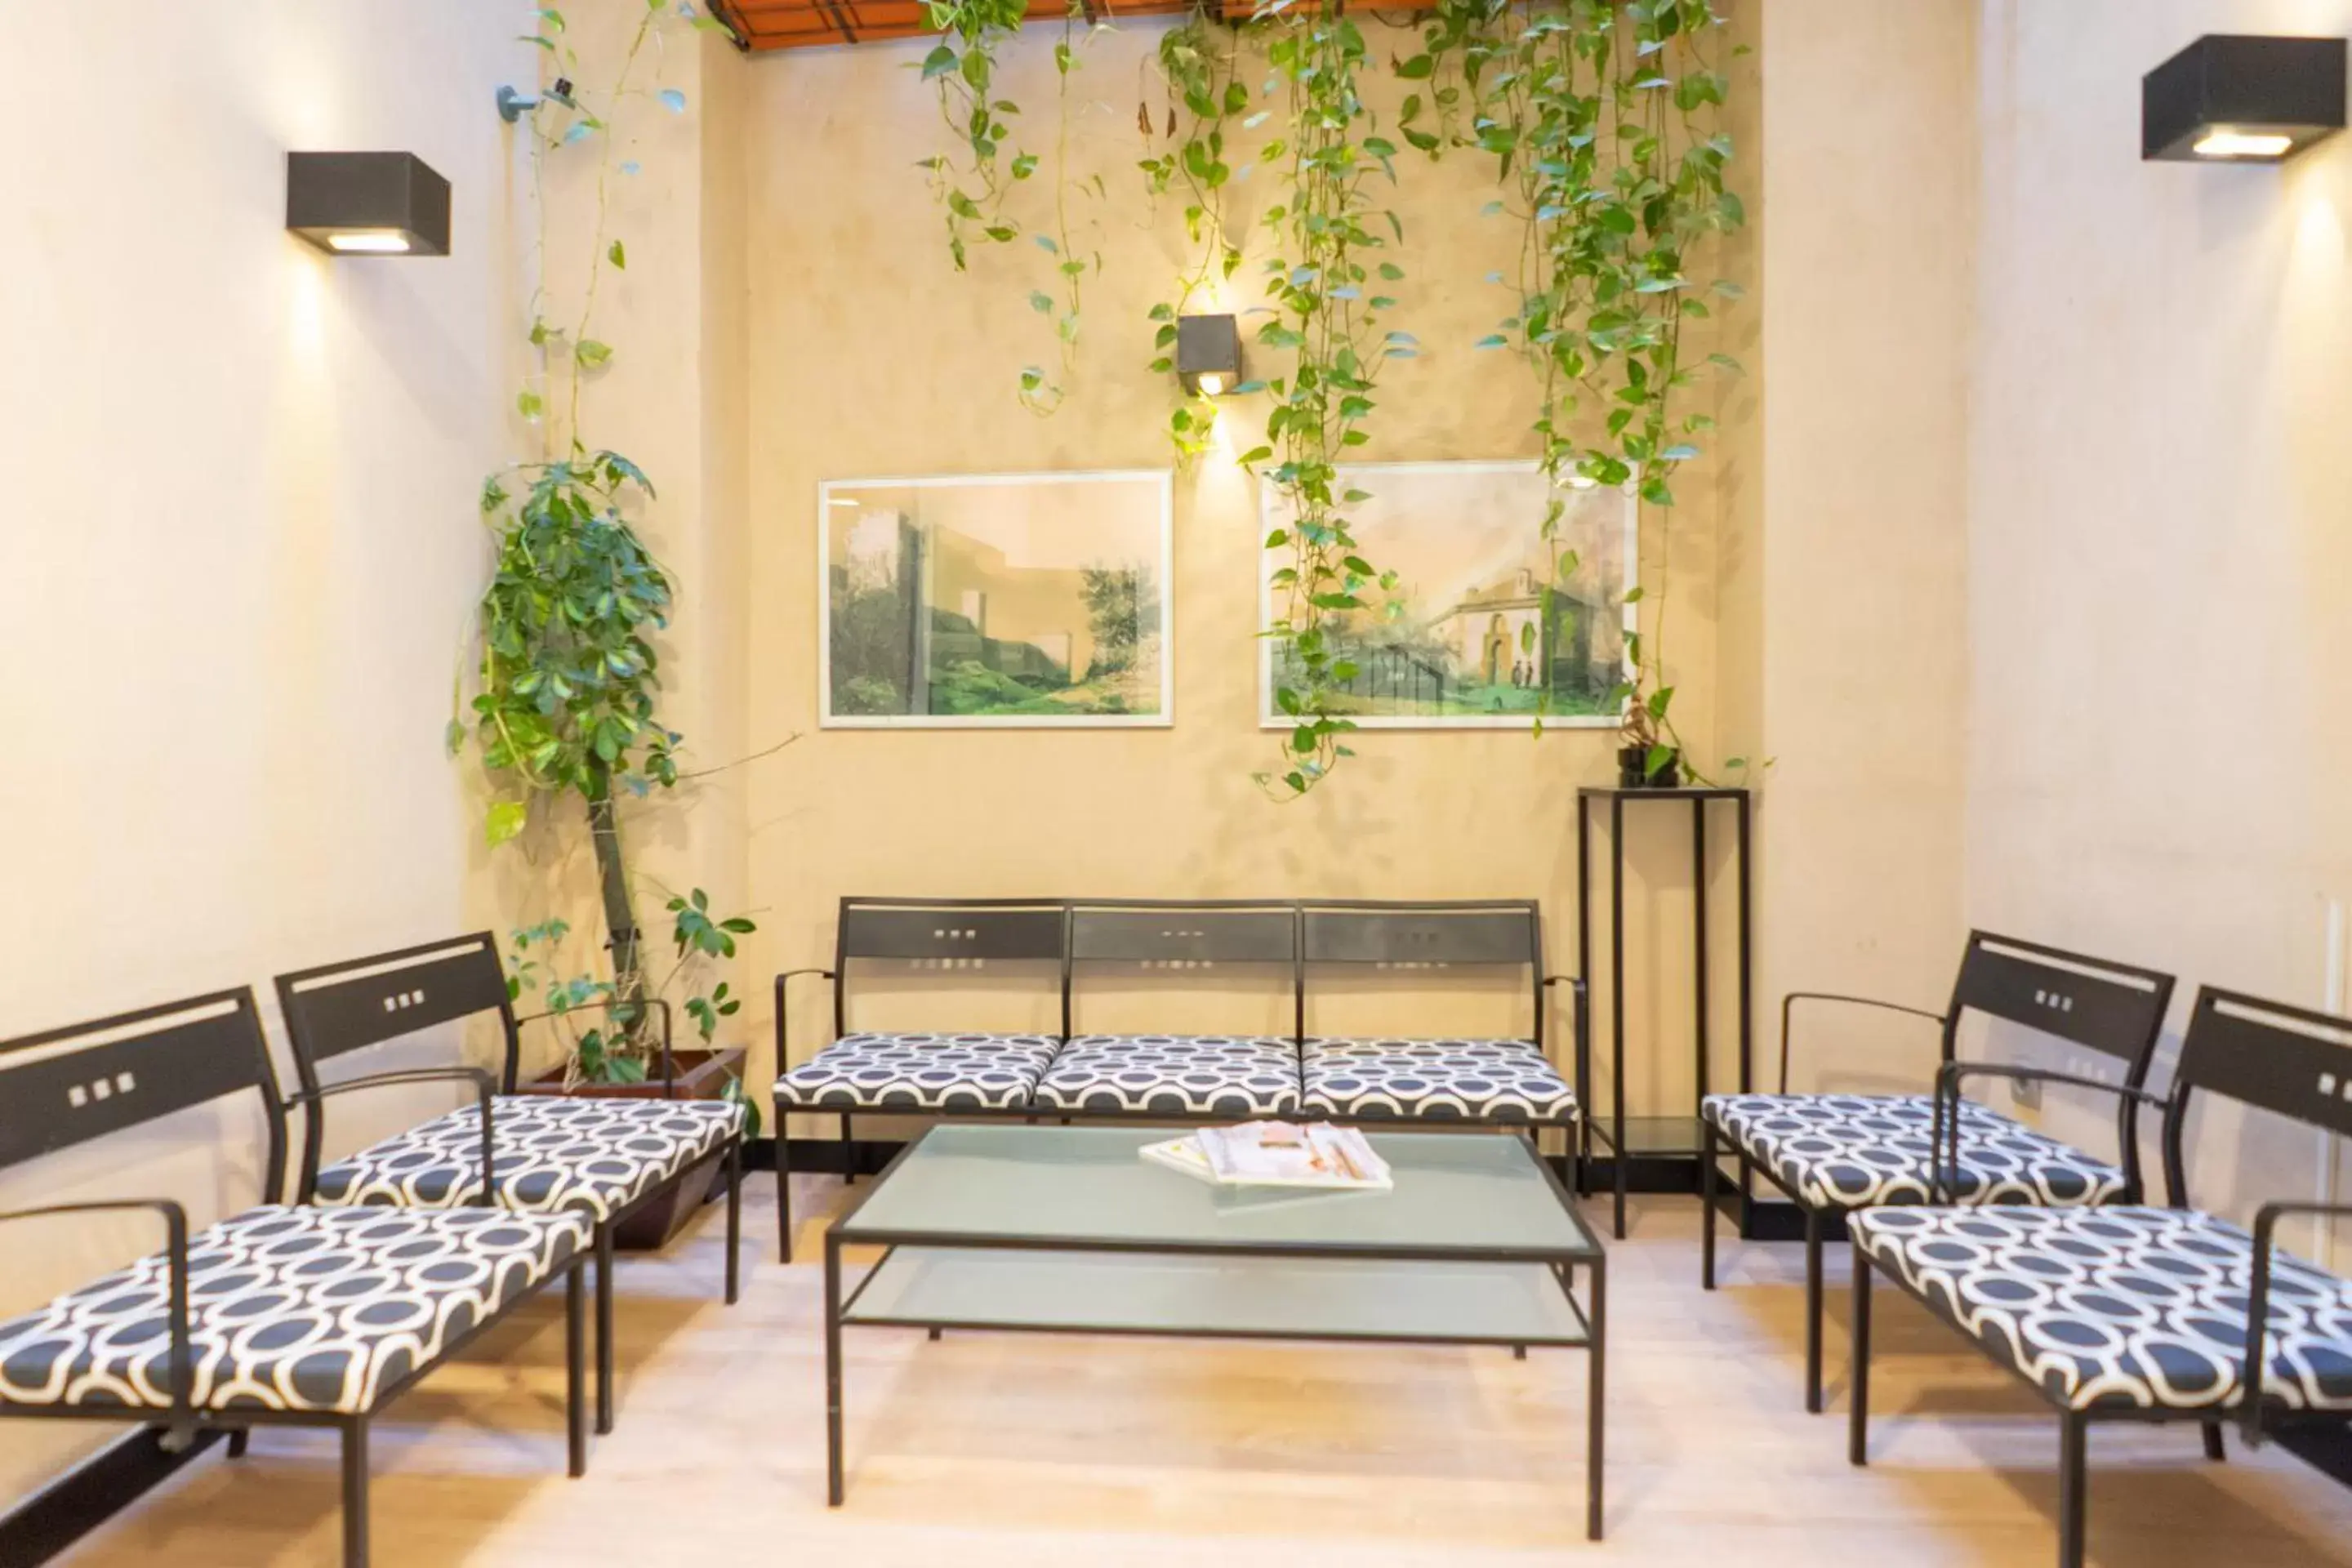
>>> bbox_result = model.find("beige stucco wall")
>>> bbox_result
[0,0,535,1508]
[735,17,1756,1120]
[1967,0,2352,1246]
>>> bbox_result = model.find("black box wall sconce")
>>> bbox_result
[286,152,452,256]
[2143,34,2346,162]
[1176,314,1242,397]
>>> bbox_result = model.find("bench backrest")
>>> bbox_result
[2163,987,2352,1208]
[273,933,520,1098]
[834,898,1068,1038]
[1066,902,1302,1040]
[0,988,286,1200]
[1302,900,1546,1051]
[1945,932,2176,1186]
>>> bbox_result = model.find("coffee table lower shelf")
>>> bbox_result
[825,1242,1606,1539]
[844,1246,1594,1346]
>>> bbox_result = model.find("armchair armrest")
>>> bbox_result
[1780,991,1947,1094]
[2242,1200,2352,1447]
[0,1200,194,1446]
[1928,1062,2169,1205]
[287,1067,499,1207]
[514,997,675,1087]
[773,968,838,1082]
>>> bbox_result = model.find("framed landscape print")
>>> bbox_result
[819,470,1174,728]
[1258,461,1637,729]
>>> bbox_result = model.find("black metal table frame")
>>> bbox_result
[1575,786,1753,1239]
[821,1125,1610,1540]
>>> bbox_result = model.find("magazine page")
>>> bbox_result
[1192,1122,1394,1190]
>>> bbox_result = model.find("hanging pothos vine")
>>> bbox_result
[457,1,760,1106]
[920,0,1105,411]
[1403,0,1747,781]
[911,0,1747,795]
[1248,0,1414,798]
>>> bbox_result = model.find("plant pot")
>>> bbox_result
[1618,745,1682,789]
[515,1045,747,1252]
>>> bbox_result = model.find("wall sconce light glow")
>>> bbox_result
[1175,314,1243,397]
[2142,34,2346,163]
[287,152,452,256]
[2192,129,2297,158]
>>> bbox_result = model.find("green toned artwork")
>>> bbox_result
[1259,462,1634,728]
[820,471,1174,727]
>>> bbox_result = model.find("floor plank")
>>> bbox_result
[51,1178,2352,1566]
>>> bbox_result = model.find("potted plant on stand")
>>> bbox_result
[1616,684,1682,789]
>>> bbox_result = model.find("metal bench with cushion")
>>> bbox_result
[773,898,1584,1261]
[274,933,746,1437]
[1850,985,2352,1568]
[1699,930,2176,1411]
[0,989,589,1568]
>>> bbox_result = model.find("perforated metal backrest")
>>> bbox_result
[1949,931,2176,1081]
[2163,987,2352,1209]
[837,900,1068,962]
[1301,900,1547,1052]
[1068,903,1299,964]
[273,933,517,1094]
[1303,902,1539,966]
[834,898,1069,1038]
[0,988,286,1196]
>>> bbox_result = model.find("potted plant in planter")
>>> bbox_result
[504,892,760,1250]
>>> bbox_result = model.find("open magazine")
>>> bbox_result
[1142,1122,1393,1192]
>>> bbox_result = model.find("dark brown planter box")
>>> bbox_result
[514,1045,746,1252]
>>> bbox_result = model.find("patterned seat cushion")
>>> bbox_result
[1853,1205,2352,1414]
[1303,1037,1578,1125]
[313,1094,745,1222]
[0,1205,588,1417]
[1031,1035,1302,1116]
[1702,1092,2128,1211]
[775,1031,1058,1112]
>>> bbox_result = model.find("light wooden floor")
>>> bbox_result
[56,1177,2352,1567]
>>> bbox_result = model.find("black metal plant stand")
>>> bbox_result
[1575,785,1753,1239]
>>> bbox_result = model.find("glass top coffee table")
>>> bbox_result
[822,1123,1608,1539]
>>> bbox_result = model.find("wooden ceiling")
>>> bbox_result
[712,0,1437,53]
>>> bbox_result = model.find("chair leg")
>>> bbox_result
[1849,1241,1872,1466]
[226,1429,250,1459]
[341,1420,370,1568]
[1700,1119,1719,1290]
[1804,1206,1824,1414]
[567,1261,587,1477]
[2058,1413,2088,1568]
[777,1124,795,1264]
[595,1223,616,1436]
[840,1112,854,1185]
[2203,1422,2226,1463]
[724,1135,743,1305]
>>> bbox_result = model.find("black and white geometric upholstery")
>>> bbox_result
[776,1031,1058,1112]
[1703,1092,2127,1211]
[1031,1035,1303,1116]
[312,1096,746,1222]
[1852,1205,2352,1414]
[0,1205,589,1416]
[1304,1037,1577,1124]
